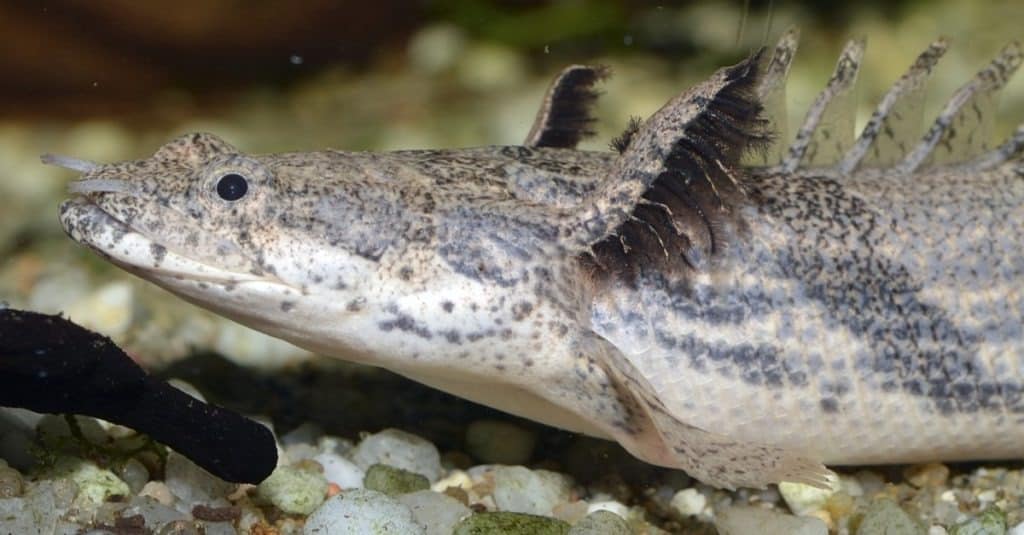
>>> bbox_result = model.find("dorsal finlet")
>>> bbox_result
[782,37,867,172]
[745,26,800,166]
[525,64,611,149]
[837,38,949,175]
[896,40,1023,174]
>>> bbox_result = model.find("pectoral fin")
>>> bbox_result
[550,333,831,490]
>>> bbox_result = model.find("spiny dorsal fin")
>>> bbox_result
[897,41,1023,173]
[746,26,800,166]
[782,37,866,172]
[838,39,949,174]
[572,52,768,282]
[525,64,610,149]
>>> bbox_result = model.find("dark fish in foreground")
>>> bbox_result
[49,29,1024,489]
[0,307,277,483]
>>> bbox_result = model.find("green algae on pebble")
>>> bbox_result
[48,456,130,505]
[257,465,328,515]
[452,511,571,535]
[855,498,925,535]
[364,463,430,496]
[948,508,1008,535]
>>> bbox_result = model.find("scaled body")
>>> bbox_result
[54,33,1024,488]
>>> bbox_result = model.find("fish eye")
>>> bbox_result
[215,173,248,201]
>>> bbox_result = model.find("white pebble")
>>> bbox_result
[304,488,424,534]
[352,429,442,482]
[397,489,471,535]
[166,379,207,402]
[1008,521,1024,535]
[671,488,708,516]
[587,500,630,520]
[314,452,365,489]
[928,526,948,535]
[164,452,235,504]
[123,496,189,528]
[492,466,572,516]
[778,472,840,516]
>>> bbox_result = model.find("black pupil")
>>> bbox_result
[216,173,248,201]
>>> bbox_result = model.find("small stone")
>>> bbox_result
[587,500,631,520]
[857,498,925,535]
[670,488,707,516]
[64,281,136,337]
[552,500,589,524]
[138,481,174,506]
[364,464,431,496]
[452,511,571,534]
[0,465,24,497]
[397,489,472,535]
[197,521,236,535]
[257,465,328,515]
[156,519,201,534]
[464,420,537,465]
[352,429,443,482]
[715,506,827,535]
[164,452,235,504]
[117,458,150,495]
[1007,520,1024,535]
[906,463,951,489]
[492,466,572,516]
[303,488,424,534]
[948,508,1008,535]
[123,496,189,529]
[780,472,840,517]
[166,379,207,402]
[315,451,365,489]
[569,510,632,535]
[49,456,130,506]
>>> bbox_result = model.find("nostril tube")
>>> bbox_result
[40,153,102,173]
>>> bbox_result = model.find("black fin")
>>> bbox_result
[525,65,610,149]
[610,116,643,154]
[580,52,770,284]
[0,308,277,483]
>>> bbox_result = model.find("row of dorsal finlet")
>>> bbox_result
[753,28,1023,175]
[525,28,1024,176]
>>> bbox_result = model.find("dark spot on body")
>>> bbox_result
[149,243,167,265]
[442,330,462,344]
[399,266,414,281]
[442,301,454,313]
[511,301,534,321]
[346,298,365,312]
[280,301,295,312]
[378,313,433,340]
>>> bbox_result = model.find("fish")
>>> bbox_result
[50,29,1024,489]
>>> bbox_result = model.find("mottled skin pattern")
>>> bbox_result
[54,37,1024,489]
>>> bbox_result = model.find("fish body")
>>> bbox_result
[54,31,1024,488]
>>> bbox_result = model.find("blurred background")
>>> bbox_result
[1,0,1022,370]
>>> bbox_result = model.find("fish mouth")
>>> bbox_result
[59,196,261,286]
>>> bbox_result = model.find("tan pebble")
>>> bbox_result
[552,500,589,523]
[826,492,855,519]
[138,481,173,505]
[444,486,470,505]
[906,463,950,488]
